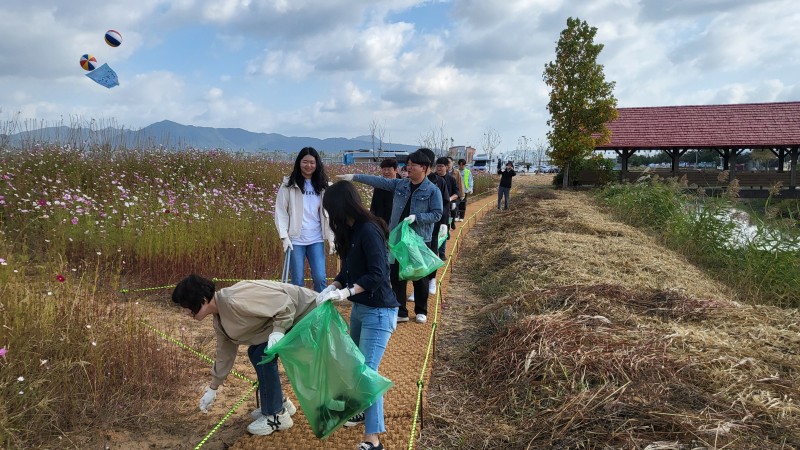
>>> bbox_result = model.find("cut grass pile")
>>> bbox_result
[421,184,800,449]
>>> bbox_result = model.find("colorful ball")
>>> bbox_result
[80,54,98,71]
[105,29,122,47]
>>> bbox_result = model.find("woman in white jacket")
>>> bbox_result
[274,147,334,292]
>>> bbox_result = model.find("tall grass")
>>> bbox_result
[601,177,800,307]
[0,260,199,448]
[0,145,351,447]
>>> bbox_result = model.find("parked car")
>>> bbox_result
[534,165,559,174]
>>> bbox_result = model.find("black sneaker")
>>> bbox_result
[345,412,365,427]
[357,442,383,450]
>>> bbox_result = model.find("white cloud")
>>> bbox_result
[2,0,800,150]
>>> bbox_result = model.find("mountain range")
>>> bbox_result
[3,120,420,154]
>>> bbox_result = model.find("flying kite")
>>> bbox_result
[105,30,122,47]
[80,54,98,71]
[85,63,119,89]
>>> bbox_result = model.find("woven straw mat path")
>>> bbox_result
[228,192,497,450]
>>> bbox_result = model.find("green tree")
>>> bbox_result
[543,17,618,187]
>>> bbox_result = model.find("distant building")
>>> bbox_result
[342,149,410,165]
[447,146,476,163]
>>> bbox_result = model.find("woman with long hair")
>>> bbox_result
[274,147,334,292]
[316,180,399,450]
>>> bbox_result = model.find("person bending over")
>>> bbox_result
[172,275,317,436]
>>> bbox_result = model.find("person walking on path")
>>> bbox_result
[446,157,464,229]
[435,157,460,260]
[369,158,401,227]
[337,149,443,324]
[171,275,317,436]
[497,161,516,210]
[318,180,400,450]
[274,147,334,292]
[416,149,451,300]
[456,159,473,221]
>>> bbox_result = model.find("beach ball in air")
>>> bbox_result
[80,54,98,71]
[105,29,122,47]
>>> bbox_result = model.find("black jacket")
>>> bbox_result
[334,220,400,308]
[427,173,450,225]
[498,168,516,188]
[370,174,401,226]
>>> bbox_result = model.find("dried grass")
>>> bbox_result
[420,182,800,450]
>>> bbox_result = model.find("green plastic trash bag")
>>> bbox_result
[260,301,393,439]
[388,220,444,280]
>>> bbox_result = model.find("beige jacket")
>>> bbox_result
[211,280,317,386]
[450,169,465,199]
[273,176,334,246]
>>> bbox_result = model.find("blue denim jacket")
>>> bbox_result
[353,174,443,242]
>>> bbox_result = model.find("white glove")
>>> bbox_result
[199,387,217,412]
[328,243,336,255]
[281,237,293,253]
[267,331,284,349]
[438,224,448,241]
[404,214,416,224]
[450,202,457,210]
[323,287,352,302]
[316,285,338,305]
[336,174,354,181]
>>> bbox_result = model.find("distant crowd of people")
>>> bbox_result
[171,146,517,450]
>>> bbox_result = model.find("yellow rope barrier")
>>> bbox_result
[121,276,329,293]
[139,320,258,448]
[194,383,259,450]
[140,320,255,384]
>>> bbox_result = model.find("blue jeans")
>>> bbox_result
[497,186,511,209]
[247,341,284,415]
[349,303,398,435]
[290,241,327,292]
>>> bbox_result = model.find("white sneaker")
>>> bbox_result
[428,278,437,295]
[251,398,296,420]
[408,291,415,302]
[247,408,293,436]
[415,314,427,324]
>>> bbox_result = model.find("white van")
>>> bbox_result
[472,153,492,172]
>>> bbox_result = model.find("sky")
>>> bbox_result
[2,0,800,154]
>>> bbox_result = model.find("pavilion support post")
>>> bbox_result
[790,147,799,189]
[729,149,743,183]
[615,149,635,182]
[666,149,687,174]
[770,147,787,173]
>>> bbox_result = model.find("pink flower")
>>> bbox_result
[56,274,66,283]
[0,347,6,357]
[71,217,78,225]
[38,199,46,206]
